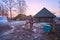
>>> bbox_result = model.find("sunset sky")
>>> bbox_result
[0,0,60,17]
[25,0,60,17]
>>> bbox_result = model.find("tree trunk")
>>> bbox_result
[10,8,12,19]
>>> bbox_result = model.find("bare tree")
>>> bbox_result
[17,0,27,14]
[2,0,16,19]
[0,3,2,16]
[0,3,8,17]
[1,0,27,19]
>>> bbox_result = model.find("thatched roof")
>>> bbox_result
[13,14,27,20]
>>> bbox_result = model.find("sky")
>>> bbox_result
[25,0,60,16]
[0,0,60,17]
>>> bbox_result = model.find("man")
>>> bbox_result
[29,15,33,30]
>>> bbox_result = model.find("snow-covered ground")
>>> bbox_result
[3,21,49,35]
[0,21,52,40]
[3,21,26,35]
[10,21,26,26]
[3,25,15,35]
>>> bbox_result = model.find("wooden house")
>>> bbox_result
[34,8,56,24]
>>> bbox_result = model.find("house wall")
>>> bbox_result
[35,17,54,23]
